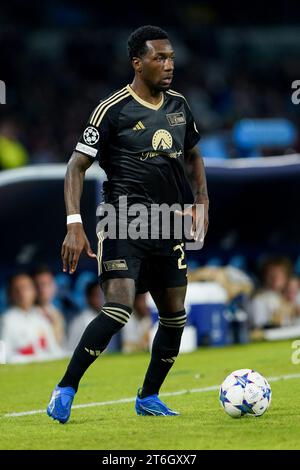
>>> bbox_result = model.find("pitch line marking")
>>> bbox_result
[3,372,300,418]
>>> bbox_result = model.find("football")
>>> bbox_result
[219,369,272,418]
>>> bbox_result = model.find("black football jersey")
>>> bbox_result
[75,84,200,208]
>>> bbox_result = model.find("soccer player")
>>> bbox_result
[47,25,209,422]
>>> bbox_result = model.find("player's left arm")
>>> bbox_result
[185,145,209,238]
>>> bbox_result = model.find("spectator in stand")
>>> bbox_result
[283,276,300,320]
[0,273,62,362]
[33,266,66,347]
[67,281,103,351]
[249,257,294,333]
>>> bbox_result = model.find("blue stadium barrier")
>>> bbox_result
[233,118,297,151]
[199,135,229,159]
[148,282,230,347]
[206,257,223,267]
[0,286,7,314]
[294,255,300,276]
[188,303,230,346]
[228,255,247,271]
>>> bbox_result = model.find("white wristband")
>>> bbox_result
[67,214,82,225]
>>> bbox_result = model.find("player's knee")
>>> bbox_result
[153,286,186,313]
[102,278,135,309]
[158,309,187,329]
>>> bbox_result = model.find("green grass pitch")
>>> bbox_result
[1,340,300,450]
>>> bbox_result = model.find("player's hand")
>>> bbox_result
[175,200,209,242]
[196,198,209,238]
[61,224,97,274]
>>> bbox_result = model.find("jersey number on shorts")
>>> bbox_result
[173,243,187,270]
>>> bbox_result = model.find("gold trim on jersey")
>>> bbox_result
[126,84,164,110]
[95,91,130,127]
[167,89,198,131]
[166,89,188,104]
[97,230,105,276]
[89,87,127,125]
[90,88,130,127]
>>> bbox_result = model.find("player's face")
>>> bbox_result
[139,39,175,91]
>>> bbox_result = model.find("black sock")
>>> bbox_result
[59,302,132,391]
[139,310,187,398]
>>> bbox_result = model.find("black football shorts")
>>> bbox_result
[97,233,188,294]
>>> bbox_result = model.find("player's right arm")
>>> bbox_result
[62,151,97,274]
[63,90,117,272]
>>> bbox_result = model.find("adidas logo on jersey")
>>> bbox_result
[133,121,145,131]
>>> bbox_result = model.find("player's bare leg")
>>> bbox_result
[150,285,186,313]
[135,286,187,416]
[102,278,136,307]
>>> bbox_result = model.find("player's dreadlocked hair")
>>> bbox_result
[127,25,169,60]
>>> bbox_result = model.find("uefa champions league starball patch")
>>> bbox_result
[83,126,100,145]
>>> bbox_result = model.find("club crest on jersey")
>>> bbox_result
[152,129,173,150]
[83,126,100,145]
[166,112,186,126]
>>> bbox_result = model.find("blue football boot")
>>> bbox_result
[47,385,75,424]
[135,389,179,416]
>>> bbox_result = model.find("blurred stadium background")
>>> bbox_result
[1,1,300,362]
